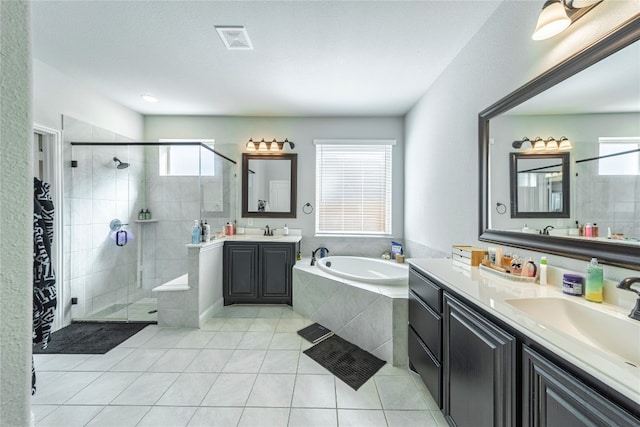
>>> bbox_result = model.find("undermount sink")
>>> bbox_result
[505,297,640,366]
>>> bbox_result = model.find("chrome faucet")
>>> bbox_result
[310,247,329,266]
[542,225,555,235]
[263,225,273,236]
[617,277,640,321]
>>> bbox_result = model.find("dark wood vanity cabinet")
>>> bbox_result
[408,267,443,407]
[223,241,298,305]
[523,345,639,427]
[443,293,516,427]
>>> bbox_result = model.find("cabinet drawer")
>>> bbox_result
[409,326,442,408]
[409,268,442,313]
[409,290,442,361]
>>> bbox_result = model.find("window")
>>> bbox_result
[315,139,394,235]
[158,139,215,176]
[598,137,640,176]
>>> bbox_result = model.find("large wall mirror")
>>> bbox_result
[479,15,640,270]
[242,153,297,218]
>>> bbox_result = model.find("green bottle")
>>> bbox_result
[585,258,603,303]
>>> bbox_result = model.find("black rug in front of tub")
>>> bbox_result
[303,335,386,390]
[33,322,151,354]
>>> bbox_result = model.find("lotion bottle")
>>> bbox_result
[585,258,603,303]
[191,220,201,244]
[539,256,547,285]
[283,224,289,236]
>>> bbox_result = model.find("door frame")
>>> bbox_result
[33,124,65,331]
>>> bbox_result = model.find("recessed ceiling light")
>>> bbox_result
[215,26,253,50]
[141,94,158,103]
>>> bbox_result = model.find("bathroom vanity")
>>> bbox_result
[223,235,301,305]
[408,259,640,427]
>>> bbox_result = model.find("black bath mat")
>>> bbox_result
[33,322,150,354]
[297,322,334,344]
[303,335,386,390]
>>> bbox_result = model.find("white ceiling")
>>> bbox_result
[31,0,504,117]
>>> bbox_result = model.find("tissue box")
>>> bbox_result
[451,245,487,267]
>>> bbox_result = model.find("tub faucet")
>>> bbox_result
[310,247,329,266]
[617,277,640,321]
[542,225,555,235]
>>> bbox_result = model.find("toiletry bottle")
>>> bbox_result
[200,220,205,242]
[144,209,151,220]
[584,223,593,237]
[522,257,537,278]
[539,256,547,285]
[296,251,301,261]
[204,220,211,242]
[495,247,503,268]
[283,224,289,236]
[138,209,145,220]
[191,220,201,244]
[585,258,603,303]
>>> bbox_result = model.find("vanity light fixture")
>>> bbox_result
[513,136,573,151]
[544,137,559,150]
[532,137,546,150]
[245,138,295,152]
[532,0,603,41]
[558,136,573,150]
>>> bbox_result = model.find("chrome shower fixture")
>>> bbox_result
[113,157,130,169]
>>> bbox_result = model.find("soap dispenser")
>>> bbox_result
[585,258,603,303]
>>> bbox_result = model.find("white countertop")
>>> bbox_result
[186,230,302,248]
[408,258,640,406]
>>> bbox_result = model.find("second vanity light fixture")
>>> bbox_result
[246,138,295,152]
[532,0,603,41]
[512,136,572,150]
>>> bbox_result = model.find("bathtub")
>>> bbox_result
[316,256,408,286]
[293,256,408,365]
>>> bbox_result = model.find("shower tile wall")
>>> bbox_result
[63,117,146,321]
[143,146,237,290]
[574,142,640,239]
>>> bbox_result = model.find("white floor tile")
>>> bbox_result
[205,331,245,349]
[201,317,227,331]
[111,372,179,405]
[246,373,296,407]
[269,332,302,350]
[335,379,382,409]
[297,354,329,375]
[37,405,104,427]
[174,330,216,348]
[35,353,91,371]
[238,407,290,427]
[148,348,200,372]
[201,373,256,406]
[140,328,192,348]
[109,348,167,371]
[85,405,151,427]
[32,371,103,405]
[187,407,243,426]
[291,374,336,408]
[117,324,159,347]
[276,318,312,333]
[156,372,218,406]
[288,408,338,427]
[222,349,266,373]
[237,331,274,349]
[260,350,300,374]
[185,349,234,373]
[220,318,254,331]
[374,376,428,410]
[66,371,141,405]
[384,410,438,427]
[71,347,135,371]
[337,409,388,427]
[137,406,197,427]
[30,405,58,423]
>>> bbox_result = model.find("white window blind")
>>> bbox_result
[158,139,215,176]
[315,140,393,235]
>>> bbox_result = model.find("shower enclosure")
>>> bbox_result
[64,118,237,323]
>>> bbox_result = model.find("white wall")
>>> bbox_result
[144,116,405,256]
[33,59,143,139]
[0,2,33,425]
[404,0,640,279]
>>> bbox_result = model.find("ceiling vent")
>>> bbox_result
[215,26,253,50]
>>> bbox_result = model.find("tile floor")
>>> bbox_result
[32,305,447,427]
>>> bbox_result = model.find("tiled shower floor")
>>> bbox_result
[32,305,447,427]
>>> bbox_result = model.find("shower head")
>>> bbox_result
[113,157,130,169]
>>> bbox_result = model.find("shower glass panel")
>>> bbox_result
[66,126,238,323]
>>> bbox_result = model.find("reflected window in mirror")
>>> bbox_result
[510,152,570,218]
[242,153,297,218]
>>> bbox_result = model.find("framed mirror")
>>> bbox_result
[242,153,297,218]
[479,15,640,270]
[510,152,570,218]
